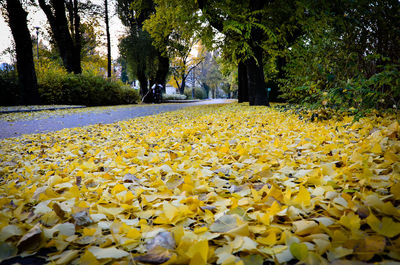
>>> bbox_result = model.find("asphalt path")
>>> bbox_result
[0,99,232,139]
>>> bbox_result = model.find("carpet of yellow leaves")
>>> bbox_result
[0,103,399,265]
[0,104,141,122]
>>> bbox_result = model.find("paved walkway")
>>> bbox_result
[0,99,232,139]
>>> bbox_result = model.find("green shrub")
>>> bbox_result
[0,66,19,105]
[279,14,400,114]
[1,59,139,106]
[184,87,207,99]
[37,68,139,106]
[37,63,68,104]
[162,93,187,100]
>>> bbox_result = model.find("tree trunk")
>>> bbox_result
[245,47,268,106]
[198,0,268,106]
[105,0,112,77]
[179,76,186,95]
[266,55,286,102]
[202,83,210,98]
[138,71,149,102]
[38,0,81,74]
[6,0,41,105]
[246,0,268,106]
[237,61,248,103]
[72,0,81,74]
[156,53,169,93]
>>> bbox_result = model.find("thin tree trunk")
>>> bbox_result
[6,0,40,104]
[179,76,186,95]
[72,0,81,74]
[105,0,112,77]
[138,71,149,102]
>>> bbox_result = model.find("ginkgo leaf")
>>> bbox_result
[54,249,79,265]
[146,231,176,250]
[135,246,172,264]
[275,248,293,263]
[187,240,208,265]
[391,183,400,200]
[0,225,23,241]
[17,223,43,251]
[242,254,263,265]
[96,204,125,216]
[163,202,179,222]
[80,250,101,265]
[126,228,141,239]
[367,214,400,238]
[226,223,250,237]
[290,242,308,261]
[0,242,17,261]
[238,237,258,252]
[88,246,129,259]
[210,215,237,233]
[44,222,75,238]
[53,202,66,219]
[338,212,360,231]
[356,235,386,261]
[72,210,92,226]
[327,247,353,261]
[256,232,277,246]
[293,186,311,207]
[292,220,318,235]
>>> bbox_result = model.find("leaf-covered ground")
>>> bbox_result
[0,104,140,122]
[0,103,399,265]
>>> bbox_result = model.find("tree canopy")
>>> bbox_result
[1,0,399,109]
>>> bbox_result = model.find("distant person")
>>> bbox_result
[150,83,162,103]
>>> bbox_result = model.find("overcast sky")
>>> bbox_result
[0,1,125,64]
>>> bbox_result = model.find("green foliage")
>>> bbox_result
[143,0,205,57]
[36,61,68,104]
[143,0,206,94]
[0,65,20,106]
[184,87,207,99]
[162,93,187,100]
[37,69,139,106]
[0,60,138,107]
[119,29,158,82]
[279,1,400,113]
[0,63,139,107]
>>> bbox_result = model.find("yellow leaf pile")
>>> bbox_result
[0,103,399,264]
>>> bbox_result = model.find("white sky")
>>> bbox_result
[0,1,125,64]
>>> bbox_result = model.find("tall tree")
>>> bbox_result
[119,29,157,101]
[117,0,169,102]
[197,0,269,106]
[169,40,203,94]
[197,0,302,105]
[143,0,208,94]
[104,0,111,77]
[38,0,82,74]
[5,0,41,104]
